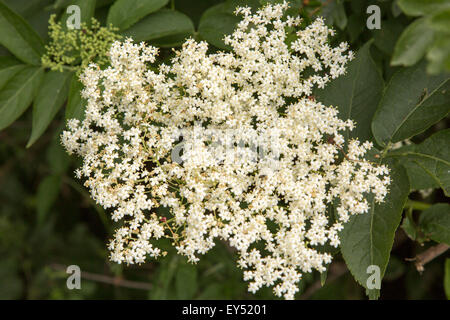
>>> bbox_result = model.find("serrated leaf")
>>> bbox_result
[418,203,450,245]
[340,160,410,299]
[0,66,44,131]
[387,129,450,196]
[372,61,450,147]
[315,41,383,143]
[122,9,194,45]
[107,0,169,30]
[27,71,72,147]
[175,261,198,299]
[65,74,86,121]
[391,18,435,67]
[397,0,450,17]
[0,2,45,65]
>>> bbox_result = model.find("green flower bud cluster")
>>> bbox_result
[41,14,122,74]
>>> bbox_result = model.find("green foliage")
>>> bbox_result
[372,61,450,147]
[28,71,72,147]
[316,41,384,142]
[419,203,450,245]
[340,160,410,299]
[396,0,450,73]
[388,130,450,196]
[122,9,194,46]
[0,66,44,130]
[107,0,169,30]
[0,0,448,300]
[0,2,44,65]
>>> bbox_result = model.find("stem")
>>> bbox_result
[404,199,432,211]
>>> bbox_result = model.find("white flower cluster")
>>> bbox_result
[61,2,390,299]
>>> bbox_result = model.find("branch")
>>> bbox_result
[49,263,153,290]
[406,243,450,272]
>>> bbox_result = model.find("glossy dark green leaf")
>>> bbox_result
[340,160,410,299]
[397,0,450,16]
[107,0,169,30]
[315,41,383,143]
[65,74,86,121]
[391,18,435,67]
[0,66,44,131]
[418,203,450,245]
[122,9,194,45]
[387,129,450,196]
[372,61,450,147]
[27,71,72,147]
[0,2,45,65]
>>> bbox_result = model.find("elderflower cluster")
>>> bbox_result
[61,2,390,299]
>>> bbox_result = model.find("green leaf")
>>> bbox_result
[60,0,97,28]
[0,66,44,131]
[401,213,417,240]
[0,56,25,90]
[387,129,450,196]
[429,8,450,33]
[418,203,450,245]
[427,34,450,74]
[107,0,169,30]
[397,147,441,191]
[0,1,45,65]
[321,0,347,30]
[175,261,198,299]
[373,19,405,56]
[198,3,239,50]
[65,74,86,121]
[339,159,410,299]
[397,0,450,17]
[150,255,178,299]
[27,71,72,147]
[315,41,383,143]
[391,18,435,67]
[445,259,450,299]
[372,61,450,147]
[122,9,194,45]
[36,174,61,225]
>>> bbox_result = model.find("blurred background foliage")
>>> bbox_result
[0,0,449,299]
